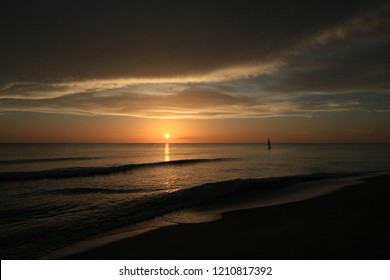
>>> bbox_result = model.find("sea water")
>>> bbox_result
[1,143,389,259]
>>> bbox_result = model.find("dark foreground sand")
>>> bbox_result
[66,174,390,259]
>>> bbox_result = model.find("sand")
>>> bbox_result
[64,174,390,259]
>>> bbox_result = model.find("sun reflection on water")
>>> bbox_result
[164,143,170,162]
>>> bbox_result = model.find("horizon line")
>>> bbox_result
[0,142,389,145]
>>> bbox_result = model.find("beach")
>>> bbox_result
[63,173,390,260]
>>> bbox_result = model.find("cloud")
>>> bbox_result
[260,39,390,93]
[0,61,282,99]
[1,1,389,89]
[1,0,390,120]
[1,88,385,119]
[1,0,387,84]
[309,2,390,46]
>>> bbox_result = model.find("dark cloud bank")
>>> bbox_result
[0,0,390,118]
[1,0,388,82]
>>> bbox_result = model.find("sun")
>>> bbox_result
[165,133,170,139]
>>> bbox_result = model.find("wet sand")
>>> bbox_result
[65,174,390,259]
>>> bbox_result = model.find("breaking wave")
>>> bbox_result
[0,158,234,181]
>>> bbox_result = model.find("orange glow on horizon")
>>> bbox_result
[1,112,389,144]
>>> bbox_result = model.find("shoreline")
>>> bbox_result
[51,172,390,260]
[43,172,360,259]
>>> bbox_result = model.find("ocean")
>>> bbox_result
[1,143,389,259]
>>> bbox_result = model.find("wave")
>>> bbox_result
[0,157,99,165]
[45,187,147,195]
[44,173,350,245]
[0,158,233,182]
[1,172,362,259]
[111,174,329,223]
[0,203,80,223]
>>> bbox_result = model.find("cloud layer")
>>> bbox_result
[0,0,390,119]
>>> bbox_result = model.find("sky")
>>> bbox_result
[1,0,390,143]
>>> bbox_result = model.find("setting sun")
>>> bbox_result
[165,133,170,139]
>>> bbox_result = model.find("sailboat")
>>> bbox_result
[267,138,271,149]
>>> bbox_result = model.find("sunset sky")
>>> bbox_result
[1,0,390,143]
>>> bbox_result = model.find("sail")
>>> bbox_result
[267,138,271,149]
